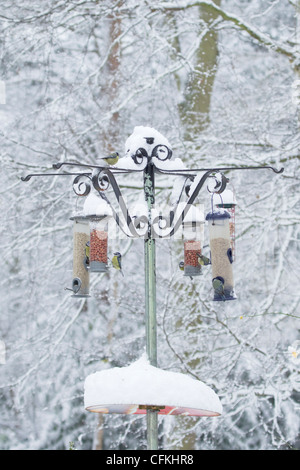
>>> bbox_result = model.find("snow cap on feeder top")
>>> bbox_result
[83,193,113,217]
[215,188,237,207]
[181,203,205,224]
[179,202,205,240]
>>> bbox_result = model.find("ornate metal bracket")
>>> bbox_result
[21,155,284,240]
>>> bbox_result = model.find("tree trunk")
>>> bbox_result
[179,0,221,141]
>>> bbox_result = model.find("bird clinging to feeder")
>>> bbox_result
[112,252,124,277]
[197,253,211,266]
[212,276,226,301]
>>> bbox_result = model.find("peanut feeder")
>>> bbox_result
[89,216,109,273]
[182,205,204,277]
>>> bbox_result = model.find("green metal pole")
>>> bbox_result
[144,162,158,450]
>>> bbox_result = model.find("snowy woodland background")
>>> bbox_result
[0,0,299,450]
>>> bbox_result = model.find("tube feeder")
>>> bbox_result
[89,216,109,273]
[182,206,204,277]
[70,216,90,298]
[215,188,237,260]
[206,210,236,301]
[82,193,113,273]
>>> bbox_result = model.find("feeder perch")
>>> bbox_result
[206,210,236,301]
[84,356,222,417]
[70,216,90,298]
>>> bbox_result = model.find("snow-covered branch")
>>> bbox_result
[150,0,298,63]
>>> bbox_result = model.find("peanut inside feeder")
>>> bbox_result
[184,240,202,277]
[90,218,108,273]
[182,207,204,277]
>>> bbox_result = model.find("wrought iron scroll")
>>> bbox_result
[21,160,284,240]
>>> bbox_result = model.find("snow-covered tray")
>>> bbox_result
[84,355,222,417]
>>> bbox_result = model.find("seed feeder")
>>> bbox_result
[182,205,204,277]
[89,217,109,273]
[83,193,113,273]
[214,188,237,260]
[206,209,236,301]
[69,216,90,298]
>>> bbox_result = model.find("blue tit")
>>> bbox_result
[197,253,210,266]
[212,276,226,301]
[112,252,124,276]
[100,152,119,166]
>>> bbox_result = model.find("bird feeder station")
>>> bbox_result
[182,205,204,277]
[214,188,237,260]
[21,124,284,450]
[70,215,90,298]
[206,210,236,301]
[89,216,109,273]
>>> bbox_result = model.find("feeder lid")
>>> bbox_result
[70,214,90,222]
[206,209,231,221]
[84,355,222,417]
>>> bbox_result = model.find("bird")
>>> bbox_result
[100,152,119,166]
[112,252,124,276]
[197,253,211,266]
[212,276,226,301]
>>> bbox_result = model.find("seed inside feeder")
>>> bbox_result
[71,217,90,297]
[206,210,236,301]
[89,218,108,273]
[210,238,234,292]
